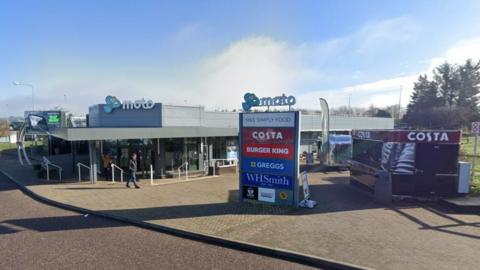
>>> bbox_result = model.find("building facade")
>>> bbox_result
[44,100,393,178]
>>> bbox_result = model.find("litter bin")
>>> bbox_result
[374,170,392,205]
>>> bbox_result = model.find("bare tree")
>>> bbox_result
[0,119,10,137]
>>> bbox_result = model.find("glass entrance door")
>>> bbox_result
[185,138,199,170]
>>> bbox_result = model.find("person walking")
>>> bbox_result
[101,152,112,180]
[126,153,140,188]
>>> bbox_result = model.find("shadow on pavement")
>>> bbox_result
[392,204,480,240]
[1,215,125,233]
[0,224,20,234]
[101,182,381,221]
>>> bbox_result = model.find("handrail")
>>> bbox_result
[149,164,154,185]
[42,157,62,181]
[177,162,189,180]
[111,163,124,183]
[77,162,91,183]
[203,160,209,175]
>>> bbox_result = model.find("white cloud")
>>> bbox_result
[296,35,480,111]
[355,16,420,54]
[184,36,320,110]
[296,75,417,110]
[429,37,480,69]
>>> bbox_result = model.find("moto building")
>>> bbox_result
[35,96,394,179]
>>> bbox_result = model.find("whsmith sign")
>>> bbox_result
[242,92,296,111]
[239,111,300,206]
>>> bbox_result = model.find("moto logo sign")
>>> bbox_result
[103,95,155,113]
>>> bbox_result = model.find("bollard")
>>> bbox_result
[374,170,392,205]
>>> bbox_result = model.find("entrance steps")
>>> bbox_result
[164,169,208,179]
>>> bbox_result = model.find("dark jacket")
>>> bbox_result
[129,159,137,173]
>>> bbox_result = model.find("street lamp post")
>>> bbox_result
[13,81,35,111]
[13,81,36,155]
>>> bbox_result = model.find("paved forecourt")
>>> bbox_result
[0,172,318,270]
[1,156,480,270]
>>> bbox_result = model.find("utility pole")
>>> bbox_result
[398,86,403,120]
[348,93,352,116]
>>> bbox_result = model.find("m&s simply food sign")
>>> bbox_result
[239,112,300,206]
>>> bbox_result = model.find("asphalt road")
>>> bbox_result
[0,173,318,270]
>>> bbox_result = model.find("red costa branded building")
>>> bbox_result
[350,130,462,197]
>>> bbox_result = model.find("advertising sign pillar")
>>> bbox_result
[239,111,301,207]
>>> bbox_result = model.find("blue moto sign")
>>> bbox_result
[239,111,300,206]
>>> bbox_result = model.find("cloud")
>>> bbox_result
[296,75,417,110]
[183,36,320,109]
[429,37,480,69]
[296,34,480,111]
[354,17,420,54]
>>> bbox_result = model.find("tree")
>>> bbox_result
[403,59,480,129]
[375,109,392,118]
[457,59,480,122]
[0,119,10,137]
[434,62,459,108]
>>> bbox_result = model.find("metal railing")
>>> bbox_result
[111,163,124,183]
[149,164,155,185]
[177,162,189,180]
[42,157,62,181]
[203,160,209,175]
[77,162,91,183]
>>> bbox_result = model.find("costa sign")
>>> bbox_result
[242,128,294,143]
[352,130,461,144]
[406,132,449,142]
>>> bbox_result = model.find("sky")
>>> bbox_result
[1,0,480,116]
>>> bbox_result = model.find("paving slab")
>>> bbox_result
[1,156,480,270]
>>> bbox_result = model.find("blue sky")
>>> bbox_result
[1,0,480,116]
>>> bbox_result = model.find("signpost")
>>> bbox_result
[239,111,300,206]
[471,122,480,178]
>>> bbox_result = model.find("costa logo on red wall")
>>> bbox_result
[352,130,461,144]
[242,128,294,144]
[406,131,459,143]
[242,143,294,159]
